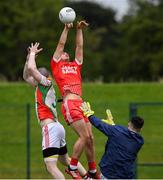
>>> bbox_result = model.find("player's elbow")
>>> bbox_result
[23,71,28,81]
[58,42,65,49]
[23,75,30,84]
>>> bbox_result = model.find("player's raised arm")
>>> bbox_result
[80,102,115,137]
[27,42,44,84]
[75,20,89,65]
[23,47,37,87]
[23,47,30,80]
[53,23,73,61]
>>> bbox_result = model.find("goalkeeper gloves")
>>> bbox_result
[102,109,115,125]
[81,102,115,125]
[80,102,94,117]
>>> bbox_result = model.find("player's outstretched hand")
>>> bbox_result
[65,23,73,29]
[102,109,115,125]
[80,102,94,117]
[77,20,89,29]
[29,42,43,55]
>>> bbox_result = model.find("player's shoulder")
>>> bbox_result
[51,56,62,64]
[114,125,127,132]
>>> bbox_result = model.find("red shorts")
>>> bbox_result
[61,99,89,125]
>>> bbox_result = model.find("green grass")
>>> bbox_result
[0,82,163,179]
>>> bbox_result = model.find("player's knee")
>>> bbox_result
[46,163,54,174]
[45,161,57,174]
[86,134,94,146]
[80,133,89,145]
[84,133,90,140]
[45,162,65,179]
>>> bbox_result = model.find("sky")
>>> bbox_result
[94,0,130,20]
[71,0,130,21]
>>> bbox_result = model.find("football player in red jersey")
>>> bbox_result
[23,42,87,179]
[51,21,100,179]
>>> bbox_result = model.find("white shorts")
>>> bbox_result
[42,121,67,158]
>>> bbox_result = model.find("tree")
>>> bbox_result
[0,0,118,82]
[2,0,163,82]
[0,0,64,80]
[108,0,163,81]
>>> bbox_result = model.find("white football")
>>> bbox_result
[59,7,76,24]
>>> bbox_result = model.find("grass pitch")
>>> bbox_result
[0,82,163,178]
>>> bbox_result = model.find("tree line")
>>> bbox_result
[0,0,163,82]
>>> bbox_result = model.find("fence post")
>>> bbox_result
[129,103,137,118]
[26,103,31,179]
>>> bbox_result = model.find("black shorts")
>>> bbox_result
[43,145,68,158]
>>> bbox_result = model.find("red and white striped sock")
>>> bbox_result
[88,161,97,173]
[69,158,78,170]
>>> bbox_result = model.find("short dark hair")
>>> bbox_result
[130,116,144,129]
[38,67,50,78]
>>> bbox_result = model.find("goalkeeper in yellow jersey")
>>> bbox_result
[80,102,144,179]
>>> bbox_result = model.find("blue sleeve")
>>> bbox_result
[89,115,116,137]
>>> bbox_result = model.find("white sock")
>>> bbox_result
[69,164,77,170]
[89,169,96,173]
